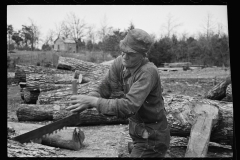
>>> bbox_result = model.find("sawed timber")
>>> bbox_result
[185,103,219,157]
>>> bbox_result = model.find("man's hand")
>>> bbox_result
[64,95,99,113]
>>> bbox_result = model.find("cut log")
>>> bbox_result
[22,88,40,104]
[164,94,233,146]
[57,56,109,72]
[57,56,110,82]
[8,122,85,151]
[15,64,73,83]
[16,104,59,121]
[222,84,232,102]
[17,94,233,146]
[205,76,231,100]
[38,80,103,104]
[119,129,232,158]
[185,104,218,157]
[16,104,128,125]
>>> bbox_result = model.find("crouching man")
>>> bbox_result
[65,28,170,157]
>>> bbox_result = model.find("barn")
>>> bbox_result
[53,37,76,53]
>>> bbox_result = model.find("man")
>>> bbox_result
[65,28,170,157]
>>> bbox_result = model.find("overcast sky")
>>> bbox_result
[7,5,228,47]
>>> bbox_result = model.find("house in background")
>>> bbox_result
[54,37,76,53]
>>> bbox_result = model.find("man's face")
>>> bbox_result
[121,51,143,68]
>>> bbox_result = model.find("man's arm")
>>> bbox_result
[96,69,156,118]
[88,56,123,98]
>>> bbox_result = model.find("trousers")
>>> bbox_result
[128,119,170,158]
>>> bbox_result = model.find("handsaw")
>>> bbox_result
[12,70,82,144]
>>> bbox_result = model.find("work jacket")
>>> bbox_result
[89,55,170,151]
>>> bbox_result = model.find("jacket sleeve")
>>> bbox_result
[96,68,156,119]
[88,56,123,99]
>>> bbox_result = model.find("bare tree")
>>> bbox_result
[87,24,96,44]
[60,21,71,38]
[63,12,87,52]
[54,22,63,38]
[217,22,224,37]
[28,18,41,50]
[98,14,113,60]
[65,12,86,40]
[201,12,216,40]
[45,29,55,46]
[161,13,183,38]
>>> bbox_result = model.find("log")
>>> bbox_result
[8,122,85,151]
[22,88,40,104]
[222,84,232,102]
[17,94,233,146]
[57,56,109,72]
[205,76,231,100]
[164,94,233,146]
[15,64,73,83]
[25,73,89,92]
[57,56,110,82]
[15,61,104,92]
[37,80,103,104]
[119,128,232,158]
[16,104,128,125]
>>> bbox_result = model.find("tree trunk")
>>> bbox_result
[57,56,109,81]
[205,76,231,100]
[22,88,40,104]
[15,62,105,92]
[118,128,232,158]
[57,56,109,72]
[15,64,73,83]
[16,104,128,125]
[38,80,102,104]
[16,94,233,146]
[8,122,85,151]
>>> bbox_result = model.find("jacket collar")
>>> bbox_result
[123,57,149,76]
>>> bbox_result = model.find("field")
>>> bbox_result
[7,51,232,157]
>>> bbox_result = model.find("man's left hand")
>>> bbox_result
[63,95,98,113]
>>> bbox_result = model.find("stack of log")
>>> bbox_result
[15,94,233,147]
[14,56,110,104]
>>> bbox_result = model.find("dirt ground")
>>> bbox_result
[7,67,233,157]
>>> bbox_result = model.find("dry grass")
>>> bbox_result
[7,50,114,68]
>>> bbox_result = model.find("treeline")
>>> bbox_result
[7,13,230,67]
[148,34,230,67]
[84,31,230,67]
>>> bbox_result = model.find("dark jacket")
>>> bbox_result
[89,55,170,150]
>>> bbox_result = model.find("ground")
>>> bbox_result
[7,67,233,157]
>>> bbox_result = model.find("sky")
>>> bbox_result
[7,5,228,48]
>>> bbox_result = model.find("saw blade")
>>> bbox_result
[12,113,80,144]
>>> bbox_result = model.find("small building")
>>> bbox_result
[54,37,76,53]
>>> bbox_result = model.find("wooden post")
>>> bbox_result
[72,70,81,95]
[185,103,219,157]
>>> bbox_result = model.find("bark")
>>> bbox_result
[17,94,233,146]
[15,64,73,83]
[22,88,40,104]
[8,122,85,151]
[57,56,110,82]
[57,56,109,72]
[118,128,232,158]
[205,76,231,100]
[8,139,66,157]
[16,104,128,125]
[15,62,104,92]
[37,80,102,104]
